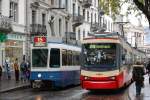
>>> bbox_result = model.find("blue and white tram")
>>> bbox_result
[30,42,81,88]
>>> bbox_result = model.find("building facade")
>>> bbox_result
[0,0,27,66]
[0,0,115,66]
[124,24,145,48]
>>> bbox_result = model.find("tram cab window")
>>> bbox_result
[32,49,48,67]
[50,48,60,68]
[82,43,116,68]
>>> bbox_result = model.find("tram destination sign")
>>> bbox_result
[33,36,47,47]
[89,44,111,49]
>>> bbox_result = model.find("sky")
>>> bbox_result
[121,2,150,45]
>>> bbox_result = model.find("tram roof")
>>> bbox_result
[81,32,123,44]
[82,32,133,52]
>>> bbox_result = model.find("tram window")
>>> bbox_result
[73,51,80,65]
[72,51,76,65]
[32,49,48,67]
[82,43,116,67]
[76,53,80,65]
[67,50,72,65]
[62,49,67,66]
[50,48,60,68]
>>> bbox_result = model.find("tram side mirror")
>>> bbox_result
[122,54,125,60]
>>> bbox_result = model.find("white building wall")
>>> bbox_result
[18,0,26,25]
[1,0,9,16]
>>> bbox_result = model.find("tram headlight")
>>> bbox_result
[109,76,116,80]
[38,73,42,78]
[84,76,90,80]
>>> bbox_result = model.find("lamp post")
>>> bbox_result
[114,22,129,38]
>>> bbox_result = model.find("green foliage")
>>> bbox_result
[138,0,144,4]
[99,0,150,26]
[99,0,121,19]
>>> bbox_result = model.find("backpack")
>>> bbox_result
[132,67,144,82]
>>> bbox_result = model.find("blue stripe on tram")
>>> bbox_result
[30,70,80,87]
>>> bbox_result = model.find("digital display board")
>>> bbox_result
[89,44,111,49]
[33,36,47,47]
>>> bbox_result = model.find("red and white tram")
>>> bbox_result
[80,32,146,90]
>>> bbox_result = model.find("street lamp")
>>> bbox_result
[113,22,129,38]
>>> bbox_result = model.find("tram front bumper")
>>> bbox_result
[82,80,118,89]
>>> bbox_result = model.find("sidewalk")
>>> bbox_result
[129,74,150,100]
[0,72,30,93]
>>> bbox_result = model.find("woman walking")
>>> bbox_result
[13,58,19,82]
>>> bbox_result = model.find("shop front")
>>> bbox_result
[4,34,26,65]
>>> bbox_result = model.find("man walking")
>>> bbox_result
[146,61,150,84]
[132,61,145,96]
[0,65,2,80]
[20,60,27,82]
[4,60,11,80]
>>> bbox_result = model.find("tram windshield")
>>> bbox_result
[32,49,48,67]
[82,43,116,69]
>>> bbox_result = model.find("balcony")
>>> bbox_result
[72,14,84,27]
[91,23,100,32]
[82,0,92,8]
[0,15,12,33]
[31,1,40,9]
[62,32,81,46]
[30,24,47,35]
[99,23,107,32]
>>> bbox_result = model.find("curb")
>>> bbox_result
[0,84,30,93]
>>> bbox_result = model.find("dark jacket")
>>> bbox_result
[146,62,150,72]
[0,66,2,76]
[132,65,145,86]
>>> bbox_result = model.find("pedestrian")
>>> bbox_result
[4,60,11,80]
[20,60,27,82]
[0,65,2,80]
[26,60,30,80]
[13,58,19,82]
[132,61,145,96]
[146,61,150,84]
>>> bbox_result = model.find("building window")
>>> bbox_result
[32,10,36,24]
[95,13,96,23]
[59,19,62,36]
[95,0,97,7]
[78,6,80,15]
[83,30,85,38]
[51,0,54,5]
[59,0,61,8]
[42,13,46,25]
[73,4,75,16]
[10,1,18,22]
[83,9,85,19]
[65,21,68,32]
[78,29,80,40]
[87,11,89,22]
[65,0,68,11]
[91,13,93,24]
[0,0,2,14]
[50,16,55,36]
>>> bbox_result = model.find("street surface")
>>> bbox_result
[1,75,150,100]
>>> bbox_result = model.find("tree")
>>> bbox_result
[133,0,150,27]
[99,0,150,27]
[99,0,121,19]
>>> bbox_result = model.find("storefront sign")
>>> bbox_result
[33,36,47,47]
